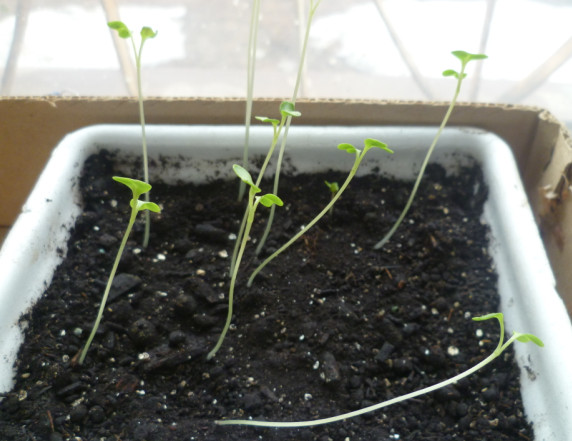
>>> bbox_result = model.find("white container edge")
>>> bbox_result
[0,124,570,441]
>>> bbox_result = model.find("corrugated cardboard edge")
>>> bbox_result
[526,110,572,311]
[1,96,570,307]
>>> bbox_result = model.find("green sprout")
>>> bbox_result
[215,312,543,428]
[324,180,340,195]
[373,50,487,250]
[324,180,340,217]
[207,165,283,360]
[107,21,157,248]
[238,0,262,202]
[78,177,160,365]
[247,139,393,288]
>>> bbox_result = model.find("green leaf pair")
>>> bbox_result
[108,21,157,42]
[338,138,393,155]
[442,50,487,79]
[112,177,160,213]
[232,165,284,208]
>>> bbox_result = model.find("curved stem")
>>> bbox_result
[373,66,466,250]
[217,327,513,428]
[248,149,365,287]
[217,351,498,427]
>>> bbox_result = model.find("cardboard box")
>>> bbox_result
[1,97,570,311]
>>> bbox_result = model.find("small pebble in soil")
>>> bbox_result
[69,404,88,423]
[447,346,460,356]
[173,294,198,316]
[320,352,341,384]
[128,318,159,348]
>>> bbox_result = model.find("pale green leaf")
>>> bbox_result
[108,21,131,39]
[113,176,151,197]
[364,138,393,154]
[232,164,261,193]
[258,193,284,208]
[279,101,301,118]
[338,143,358,154]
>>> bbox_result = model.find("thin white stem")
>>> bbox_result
[249,148,366,287]
[208,193,259,360]
[79,204,138,364]
[230,121,284,275]
[217,348,502,428]
[132,35,151,248]
[254,0,321,255]
[239,0,261,202]
[373,66,466,250]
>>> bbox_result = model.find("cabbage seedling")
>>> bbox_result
[78,177,160,365]
[230,101,301,276]
[107,21,157,248]
[247,139,393,287]
[215,312,543,428]
[373,50,487,250]
[207,165,283,360]
[255,0,322,256]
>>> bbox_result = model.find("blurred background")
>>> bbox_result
[1,0,572,127]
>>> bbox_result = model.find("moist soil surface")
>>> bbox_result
[1,150,533,441]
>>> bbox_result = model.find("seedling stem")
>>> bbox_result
[373,50,487,250]
[208,165,283,360]
[254,0,322,256]
[248,139,392,287]
[107,21,157,248]
[78,177,160,365]
[215,313,542,427]
[238,0,262,202]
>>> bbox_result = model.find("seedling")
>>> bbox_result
[215,312,543,427]
[373,50,487,250]
[107,21,157,248]
[229,101,301,276]
[324,180,340,217]
[78,177,160,365]
[254,0,322,256]
[231,0,322,266]
[207,165,283,360]
[238,0,262,202]
[247,139,393,287]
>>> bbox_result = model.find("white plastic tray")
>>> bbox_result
[0,125,570,440]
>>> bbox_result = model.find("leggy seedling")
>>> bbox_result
[230,101,301,276]
[78,177,160,365]
[207,165,283,360]
[215,312,543,428]
[107,21,157,248]
[247,139,393,287]
[373,50,487,250]
[238,0,262,202]
[254,0,322,256]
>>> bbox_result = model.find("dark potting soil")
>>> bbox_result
[0,150,533,441]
